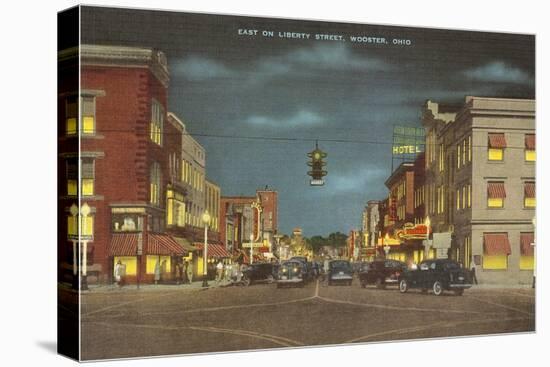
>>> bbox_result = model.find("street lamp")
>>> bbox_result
[202,210,211,287]
[425,216,432,259]
[383,233,390,259]
[249,233,254,265]
[80,202,91,291]
[70,204,79,289]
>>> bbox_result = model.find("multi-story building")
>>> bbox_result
[362,200,381,261]
[58,44,228,285]
[180,115,206,237]
[382,160,428,264]
[58,44,185,285]
[219,189,278,262]
[204,179,221,236]
[423,96,535,284]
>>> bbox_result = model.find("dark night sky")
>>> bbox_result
[81,6,535,237]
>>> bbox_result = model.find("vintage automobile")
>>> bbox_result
[359,259,407,289]
[241,262,278,286]
[398,259,472,296]
[277,260,306,288]
[289,256,314,280]
[327,260,353,286]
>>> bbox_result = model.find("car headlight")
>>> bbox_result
[293,268,298,272]
[282,268,287,273]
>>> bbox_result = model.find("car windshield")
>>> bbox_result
[330,261,351,270]
[444,262,460,270]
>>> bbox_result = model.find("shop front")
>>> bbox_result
[109,232,188,284]
[194,243,231,280]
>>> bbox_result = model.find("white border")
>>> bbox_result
[0,1,546,367]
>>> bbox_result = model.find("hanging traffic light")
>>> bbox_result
[307,141,327,186]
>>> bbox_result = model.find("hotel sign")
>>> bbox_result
[392,126,425,156]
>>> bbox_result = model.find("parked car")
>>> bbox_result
[398,259,472,296]
[327,260,353,286]
[277,260,306,288]
[289,256,314,280]
[241,262,278,286]
[359,259,407,289]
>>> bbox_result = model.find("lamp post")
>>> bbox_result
[425,216,432,259]
[70,204,79,289]
[80,203,91,291]
[532,216,536,289]
[202,210,211,287]
[250,233,254,265]
[383,233,390,259]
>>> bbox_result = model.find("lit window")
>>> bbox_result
[456,189,460,210]
[81,96,96,134]
[166,190,186,226]
[468,136,472,162]
[150,99,164,146]
[525,134,535,162]
[66,96,77,135]
[524,182,535,208]
[66,158,94,196]
[67,213,94,237]
[457,144,461,168]
[150,162,161,205]
[488,133,506,161]
[487,182,505,208]
[520,233,534,270]
[467,184,471,208]
[483,233,510,270]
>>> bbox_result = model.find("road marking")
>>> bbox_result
[345,316,532,343]
[85,321,303,348]
[317,296,491,315]
[188,326,304,347]
[81,291,176,317]
[315,279,320,297]
[467,295,534,317]
[84,296,317,320]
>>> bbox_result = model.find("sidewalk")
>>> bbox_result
[84,279,234,293]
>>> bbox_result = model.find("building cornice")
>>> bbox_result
[78,44,170,88]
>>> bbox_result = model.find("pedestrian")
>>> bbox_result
[224,262,231,281]
[154,260,161,285]
[114,260,123,287]
[175,263,181,285]
[216,260,224,283]
[186,260,194,284]
[470,258,478,285]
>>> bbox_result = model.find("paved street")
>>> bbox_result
[78,280,535,360]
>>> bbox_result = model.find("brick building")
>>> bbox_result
[58,44,225,286]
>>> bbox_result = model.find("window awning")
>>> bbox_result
[109,233,139,256]
[525,134,535,150]
[148,234,187,255]
[172,236,199,252]
[488,133,507,148]
[487,182,506,199]
[524,182,535,198]
[483,233,511,256]
[520,233,535,256]
[194,243,231,258]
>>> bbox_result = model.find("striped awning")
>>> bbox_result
[172,237,199,252]
[487,182,506,199]
[525,134,535,150]
[483,233,511,256]
[148,234,187,255]
[520,233,535,256]
[110,233,139,256]
[524,182,535,198]
[488,133,507,148]
[194,243,231,258]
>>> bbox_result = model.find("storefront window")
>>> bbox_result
[114,256,137,276]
